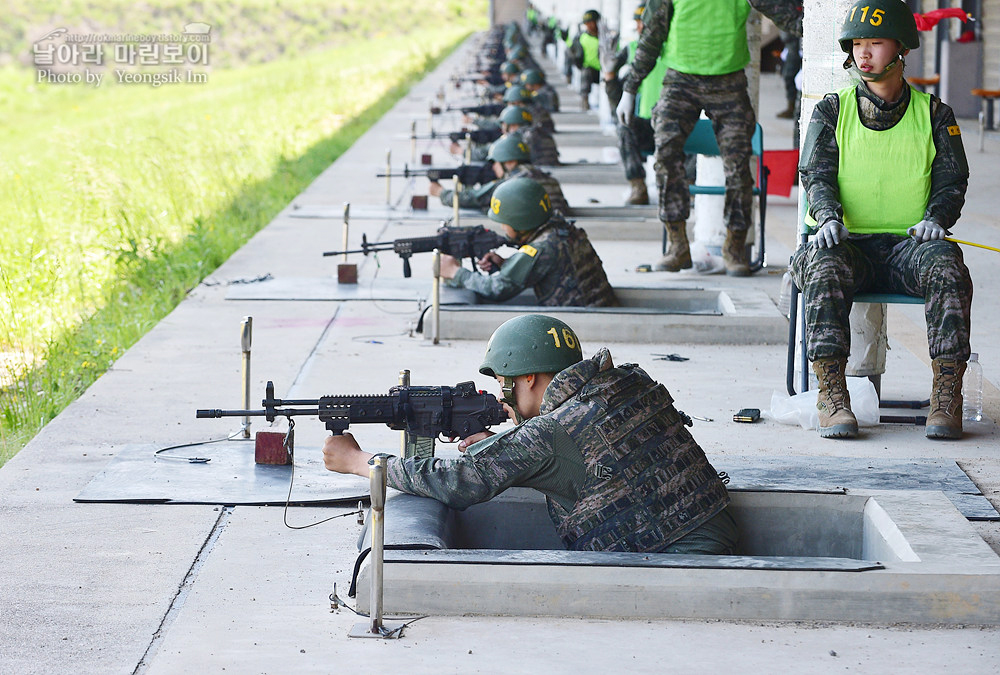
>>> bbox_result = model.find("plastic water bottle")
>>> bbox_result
[963,353,983,422]
[778,271,793,317]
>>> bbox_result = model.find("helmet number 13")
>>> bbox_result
[547,327,577,350]
[850,6,884,26]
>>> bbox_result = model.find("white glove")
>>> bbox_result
[907,219,947,242]
[813,219,849,249]
[616,91,635,125]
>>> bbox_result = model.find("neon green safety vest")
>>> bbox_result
[580,33,600,71]
[835,86,935,235]
[665,0,750,76]
[628,40,669,119]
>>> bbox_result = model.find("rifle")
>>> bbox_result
[411,128,502,145]
[198,380,507,439]
[442,102,506,117]
[375,163,495,186]
[322,224,512,277]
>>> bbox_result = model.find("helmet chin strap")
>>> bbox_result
[844,53,905,83]
[501,378,524,424]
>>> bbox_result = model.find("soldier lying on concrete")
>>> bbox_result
[439,177,614,307]
[323,314,738,554]
[792,0,972,441]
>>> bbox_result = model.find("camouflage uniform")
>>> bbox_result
[439,162,568,215]
[625,0,803,228]
[444,214,617,307]
[528,103,555,134]
[791,81,972,362]
[531,84,560,113]
[521,125,561,167]
[386,348,736,554]
[607,44,655,182]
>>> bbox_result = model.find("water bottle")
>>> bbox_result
[963,353,983,422]
[778,271,793,317]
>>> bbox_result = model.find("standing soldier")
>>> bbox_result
[439,178,614,307]
[792,0,972,440]
[617,0,803,275]
[568,9,602,111]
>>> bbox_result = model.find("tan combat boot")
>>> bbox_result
[723,228,751,277]
[654,220,692,271]
[812,358,858,439]
[926,358,966,440]
[626,178,649,205]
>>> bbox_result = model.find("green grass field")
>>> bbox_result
[0,1,488,464]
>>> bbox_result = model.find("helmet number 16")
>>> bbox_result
[850,6,884,26]
[547,326,577,349]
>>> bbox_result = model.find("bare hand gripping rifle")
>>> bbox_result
[198,380,508,439]
[322,224,512,277]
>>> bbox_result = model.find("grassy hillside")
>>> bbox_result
[0,1,488,463]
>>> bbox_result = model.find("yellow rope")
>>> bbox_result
[945,237,1000,254]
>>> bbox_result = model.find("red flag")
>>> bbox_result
[913,9,969,32]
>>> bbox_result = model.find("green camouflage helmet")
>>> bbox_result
[480,314,583,378]
[503,86,533,104]
[488,176,551,231]
[633,4,646,22]
[498,105,533,128]
[582,9,601,24]
[520,68,545,86]
[500,61,521,76]
[839,0,920,53]
[508,45,528,61]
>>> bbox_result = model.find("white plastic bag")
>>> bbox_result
[767,377,880,430]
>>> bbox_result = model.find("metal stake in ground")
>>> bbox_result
[240,317,252,439]
[349,454,405,639]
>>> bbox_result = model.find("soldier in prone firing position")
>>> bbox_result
[438,178,613,307]
[432,135,569,215]
[323,314,739,555]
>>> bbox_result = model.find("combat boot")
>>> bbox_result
[926,358,966,440]
[723,228,751,277]
[812,358,858,439]
[580,94,590,111]
[654,221,692,272]
[626,178,649,205]
[776,104,795,119]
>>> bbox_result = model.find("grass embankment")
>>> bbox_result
[0,3,488,465]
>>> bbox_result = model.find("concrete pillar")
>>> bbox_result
[801,0,887,378]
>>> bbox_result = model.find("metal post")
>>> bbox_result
[341,203,350,263]
[349,454,404,638]
[385,148,392,206]
[410,120,417,164]
[240,317,252,438]
[398,369,410,456]
[432,250,442,345]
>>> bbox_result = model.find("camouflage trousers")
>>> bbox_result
[651,70,755,231]
[616,116,655,180]
[789,235,973,361]
[580,67,600,97]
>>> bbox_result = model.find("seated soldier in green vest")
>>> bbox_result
[438,177,612,306]
[791,0,972,440]
[322,313,738,555]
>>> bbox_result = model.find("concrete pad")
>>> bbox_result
[354,489,1000,623]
